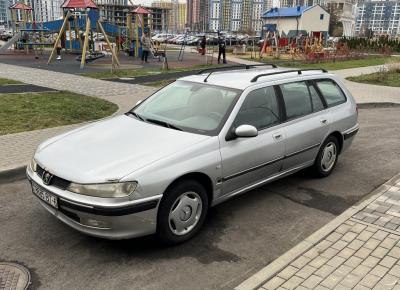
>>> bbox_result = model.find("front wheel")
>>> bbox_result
[157,180,208,244]
[312,136,339,177]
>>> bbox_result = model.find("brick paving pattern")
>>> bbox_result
[259,179,400,290]
[0,63,156,114]
[353,186,400,232]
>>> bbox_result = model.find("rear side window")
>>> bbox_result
[280,82,312,120]
[309,84,325,112]
[234,86,280,130]
[315,80,346,107]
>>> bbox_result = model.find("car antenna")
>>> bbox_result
[204,72,213,82]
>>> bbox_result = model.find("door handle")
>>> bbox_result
[272,133,283,141]
[320,118,328,125]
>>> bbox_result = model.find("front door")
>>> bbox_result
[219,86,285,196]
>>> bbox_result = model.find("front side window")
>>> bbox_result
[132,81,241,135]
[234,86,280,130]
[280,81,312,120]
[315,80,346,107]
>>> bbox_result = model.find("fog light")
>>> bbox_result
[81,217,111,229]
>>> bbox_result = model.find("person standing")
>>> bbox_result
[200,35,206,55]
[218,36,227,64]
[55,33,62,61]
[141,31,151,64]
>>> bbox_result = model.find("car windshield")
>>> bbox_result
[131,81,242,135]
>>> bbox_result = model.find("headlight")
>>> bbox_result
[30,158,37,172]
[67,181,138,198]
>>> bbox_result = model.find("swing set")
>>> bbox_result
[47,0,120,69]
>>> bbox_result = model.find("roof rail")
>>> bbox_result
[250,68,328,83]
[198,63,277,75]
[200,63,278,83]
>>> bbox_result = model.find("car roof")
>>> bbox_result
[179,67,333,90]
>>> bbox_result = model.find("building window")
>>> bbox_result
[320,14,324,20]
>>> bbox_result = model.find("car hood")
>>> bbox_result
[35,115,210,184]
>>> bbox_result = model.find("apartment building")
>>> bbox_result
[5,0,62,23]
[31,0,63,22]
[95,1,169,31]
[96,0,128,24]
[355,0,400,35]
[325,0,356,36]
[0,0,7,28]
[209,0,273,32]
[152,0,186,32]
[187,0,209,31]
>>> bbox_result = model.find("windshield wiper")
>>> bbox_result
[145,118,183,131]
[126,111,145,121]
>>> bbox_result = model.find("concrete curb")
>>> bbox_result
[235,173,400,290]
[0,166,27,184]
[357,102,400,108]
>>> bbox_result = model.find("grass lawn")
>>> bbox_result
[0,78,23,86]
[81,64,219,79]
[246,56,396,71]
[347,71,400,87]
[0,91,118,135]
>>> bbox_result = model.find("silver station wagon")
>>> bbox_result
[27,65,359,244]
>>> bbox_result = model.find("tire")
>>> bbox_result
[157,179,209,245]
[312,135,339,178]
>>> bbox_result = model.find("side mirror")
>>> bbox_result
[136,100,142,106]
[235,125,258,138]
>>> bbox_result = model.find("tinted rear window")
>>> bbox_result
[316,80,346,107]
[280,82,312,120]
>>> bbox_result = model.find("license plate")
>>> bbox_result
[31,181,58,209]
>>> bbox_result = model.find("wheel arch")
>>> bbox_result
[328,131,344,154]
[162,172,214,207]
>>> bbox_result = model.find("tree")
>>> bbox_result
[328,5,343,37]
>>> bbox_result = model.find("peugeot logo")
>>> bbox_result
[42,171,53,185]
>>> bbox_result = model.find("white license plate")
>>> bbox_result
[31,181,58,209]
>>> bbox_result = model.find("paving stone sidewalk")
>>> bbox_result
[237,174,400,290]
[0,63,156,173]
[0,63,156,114]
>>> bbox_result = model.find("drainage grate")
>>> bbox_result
[0,262,31,290]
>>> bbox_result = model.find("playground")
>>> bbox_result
[0,50,213,76]
[0,0,223,78]
[1,0,399,84]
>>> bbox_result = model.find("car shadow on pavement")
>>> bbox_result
[88,204,241,265]
[75,169,335,264]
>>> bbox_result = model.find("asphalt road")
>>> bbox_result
[1,107,399,290]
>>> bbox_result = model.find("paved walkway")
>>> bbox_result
[0,63,156,172]
[237,174,400,290]
[335,66,400,105]
[0,63,155,114]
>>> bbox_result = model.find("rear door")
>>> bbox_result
[279,80,330,170]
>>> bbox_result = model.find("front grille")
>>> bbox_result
[36,165,71,190]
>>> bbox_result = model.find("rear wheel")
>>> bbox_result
[157,180,208,244]
[312,136,339,177]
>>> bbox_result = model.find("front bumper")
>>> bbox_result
[26,166,161,239]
